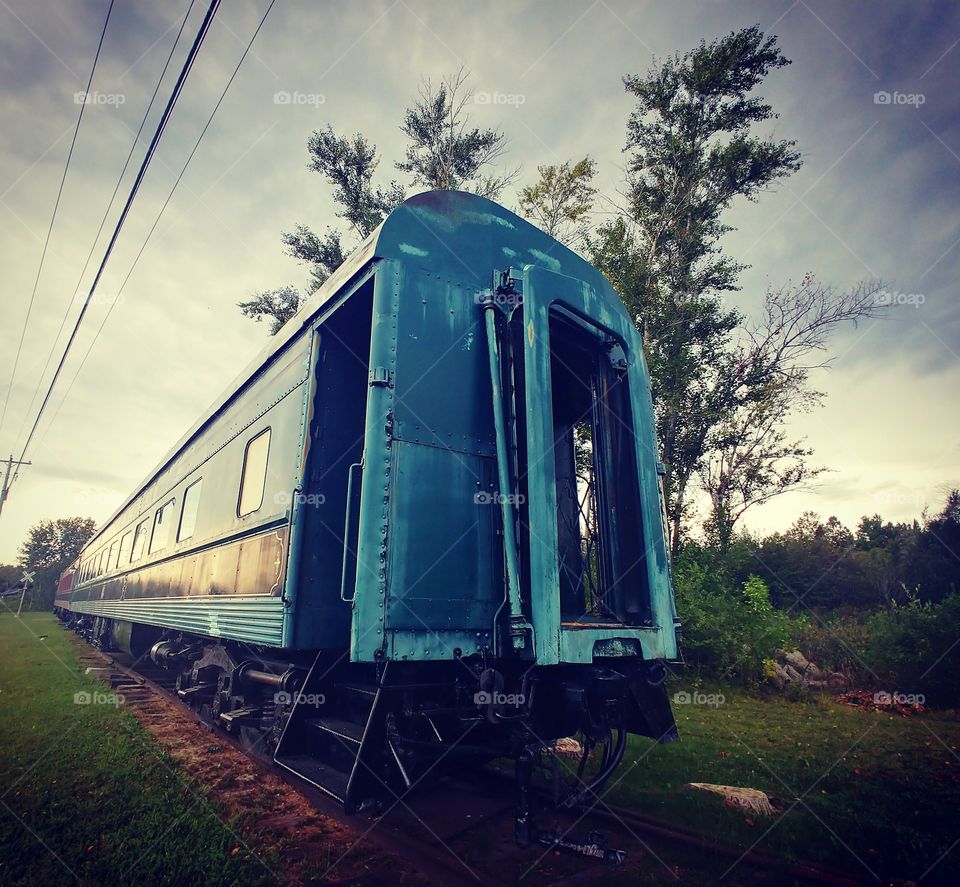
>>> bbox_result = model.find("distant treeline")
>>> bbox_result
[709,489,960,610]
[675,490,960,704]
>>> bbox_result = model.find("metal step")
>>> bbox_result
[304,716,364,746]
[335,682,379,722]
[335,682,378,699]
[219,706,263,731]
[177,683,216,699]
[275,755,351,804]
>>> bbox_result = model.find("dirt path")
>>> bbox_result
[75,642,429,887]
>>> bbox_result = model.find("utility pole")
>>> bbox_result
[0,454,31,519]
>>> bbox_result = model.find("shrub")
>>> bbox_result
[862,594,960,706]
[796,612,871,675]
[793,596,960,706]
[675,560,792,684]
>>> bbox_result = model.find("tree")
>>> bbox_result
[397,69,519,198]
[0,563,20,593]
[240,68,516,334]
[590,25,802,552]
[753,513,877,609]
[911,489,960,602]
[237,131,400,329]
[699,276,884,550]
[17,517,96,609]
[518,157,597,247]
[238,285,305,336]
[701,380,823,552]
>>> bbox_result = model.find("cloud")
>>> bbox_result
[1,0,958,560]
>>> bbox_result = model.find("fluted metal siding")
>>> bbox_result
[70,595,284,646]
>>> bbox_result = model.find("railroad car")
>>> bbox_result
[57,190,680,831]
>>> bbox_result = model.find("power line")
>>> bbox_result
[12,0,200,456]
[31,0,278,460]
[0,0,116,446]
[11,0,222,477]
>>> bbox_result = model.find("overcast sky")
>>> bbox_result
[0,0,958,563]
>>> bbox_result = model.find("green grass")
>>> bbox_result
[0,612,275,886]
[607,679,960,884]
[3,612,959,885]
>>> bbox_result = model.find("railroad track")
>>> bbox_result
[73,635,873,887]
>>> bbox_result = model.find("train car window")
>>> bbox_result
[131,518,150,562]
[119,530,132,566]
[178,478,202,542]
[107,540,119,572]
[149,500,175,554]
[238,429,271,517]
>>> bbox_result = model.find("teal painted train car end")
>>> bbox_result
[339,191,680,669]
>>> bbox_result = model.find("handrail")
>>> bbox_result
[340,461,363,602]
[480,294,531,653]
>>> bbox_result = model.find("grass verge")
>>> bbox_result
[0,612,276,886]
[607,679,960,883]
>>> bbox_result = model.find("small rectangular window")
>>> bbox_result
[150,500,175,554]
[107,540,119,572]
[131,518,150,562]
[119,531,132,567]
[178,479,202,542]
[238,429,271,517]
[97,549,105,577]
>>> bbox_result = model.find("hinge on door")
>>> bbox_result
[369,366,392,388]
[606,341,627,371]
[499,267,524,293]
[488,267,523,312]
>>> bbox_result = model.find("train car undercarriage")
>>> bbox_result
[61,610,675,856]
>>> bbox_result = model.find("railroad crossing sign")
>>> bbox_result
[15,569,35,618]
